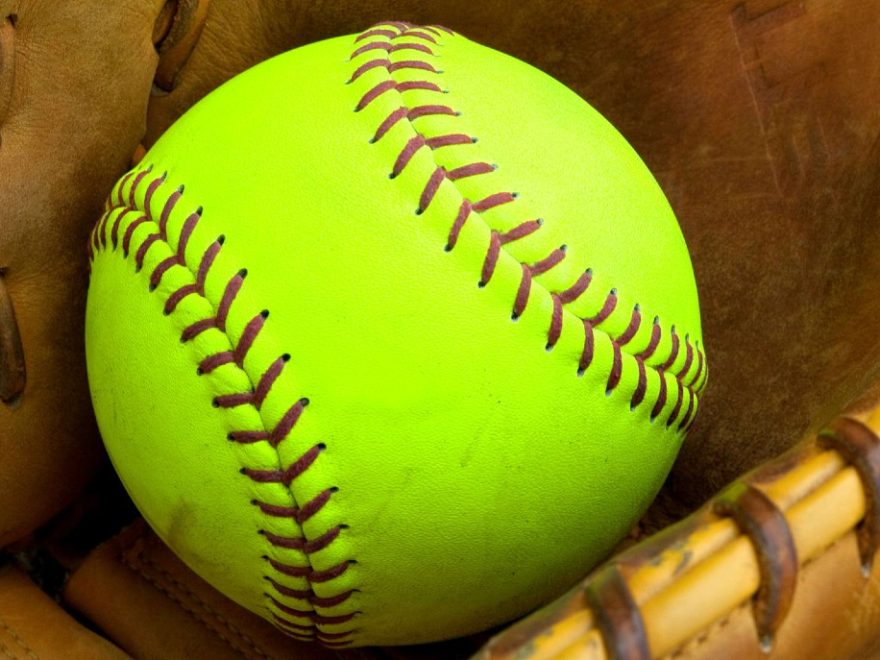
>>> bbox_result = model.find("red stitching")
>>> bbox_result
[355,28,396,42]
[390,42,434,55]
[111,208,134,250]
[529,246,566,276]
[122,215,149,257]
[579,320,595,375]
[164,238,220,315]
[241,441,321,483]
[351,41,392,58]
[631,359,648,410]
[677,336,694,379]
[651,370,668,421]
[372,106,407,142]
[426,133,474,149]
[418,166,446,213]
[90,167,355,644]
[355,79,396,111]
[448,162,495,180]
[269,598,359,626]
[607,342,623,393]
[143,174,166,221]
[261,525,342,554]
[587,290,618,325]
[349,58,389,82]
[272,615,357,645]
[513,264,531,319]
[547,296,563,349]
[391,135,425,177]
[667,380,685,428]
[348,20,707,430]
[128,167,152,209]
[556,269,592,304]
[446,200,471,251]
[400,30,437,43]
[265,578,355,608]
[659,328,681,371]
[114,169,136,208]
[616,307,642,347]
[689,347,705,389]
[254,487,335,524]
[678,388,695,431]
[408,104,457,121]
[638,318,662,360]
[472,191,516,212]
[267,558,353,583]
[388,60,439,74]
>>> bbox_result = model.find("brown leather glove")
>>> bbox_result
[0,0,169,545]
[142,0,880,508]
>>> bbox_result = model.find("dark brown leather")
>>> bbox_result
[0,0,169,545]
[713,483,798,647]
[819,417,880,570]
[585,566,650,660]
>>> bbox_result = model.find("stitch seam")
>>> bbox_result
[90,169,358,645]
[349,22,707,429]
[0,616,39,660]
[118,543,273,660]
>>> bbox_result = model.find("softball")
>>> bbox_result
[86,21,706,647]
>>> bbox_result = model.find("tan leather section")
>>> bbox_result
[478,406,880,659]
[0,565,127,659]
[667,532,880,660]
[62,520,377,659]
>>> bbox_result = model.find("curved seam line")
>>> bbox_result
[117,547,274,660]
[91,175,357,642]
[352,24,706,426]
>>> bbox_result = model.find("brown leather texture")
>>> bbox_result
[0,565,127,659]
[0,0,169,545]
[64,520,344,659]
[62,520,481,659]
[142,0,880,507]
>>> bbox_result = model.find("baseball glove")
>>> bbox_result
[478,401,880,659]
[0,0,174,545]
